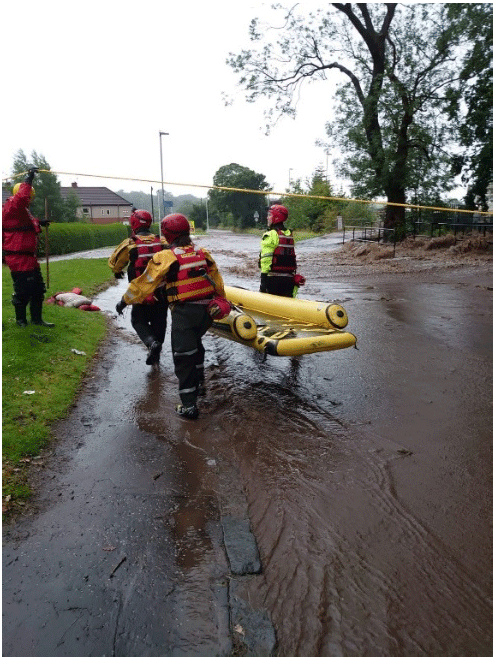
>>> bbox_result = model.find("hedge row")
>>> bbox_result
[36,222,130,256]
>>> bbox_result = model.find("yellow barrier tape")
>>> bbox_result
[4,169,493,217]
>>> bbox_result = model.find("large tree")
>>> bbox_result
[445,4,493,211]
[209,163,269,229]
[228,3,477,230]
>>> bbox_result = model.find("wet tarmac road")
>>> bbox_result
[3,232,492,656]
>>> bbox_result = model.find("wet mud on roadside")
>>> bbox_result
[3,233,493,656]
[3,330,275,657]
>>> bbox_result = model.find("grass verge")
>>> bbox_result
[2,258,115,514]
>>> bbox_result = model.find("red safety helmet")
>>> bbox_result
[130,209,152,233]
[268,204,288,226]
[161,213,190,244]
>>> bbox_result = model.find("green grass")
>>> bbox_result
[2,259,115,507]
[293,231,321,242]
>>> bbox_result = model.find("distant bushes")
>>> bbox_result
[36,222,129,256]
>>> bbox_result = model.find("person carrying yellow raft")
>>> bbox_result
[108,209,168,366]
[116,214,230,420]
[259,204,306,298]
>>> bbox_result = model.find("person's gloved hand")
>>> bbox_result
[207,296,232,320]
[25,167,39,185]
[114,271,125,279]
[294,274,306,287]
[115,299,127,315]
[39,219,50,227]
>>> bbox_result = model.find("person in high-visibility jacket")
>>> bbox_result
[2,167,54,327]
[116,214,229,420]
[108,209,168,365]
[259,204,305,297]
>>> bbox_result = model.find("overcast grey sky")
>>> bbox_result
[3,0,345,198]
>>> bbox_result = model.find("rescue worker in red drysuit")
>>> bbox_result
[116,214,229,420]
[2,167,54,327]
[108,209,168,365]
[259,204,305,297]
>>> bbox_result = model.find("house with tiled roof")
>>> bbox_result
[2,186,11,205]
[60,183,133,224]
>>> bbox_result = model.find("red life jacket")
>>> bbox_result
[166,246,216,302]
[131,235,164,278]
[270,229,296,274]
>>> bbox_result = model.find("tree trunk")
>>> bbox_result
[384,186,406,232]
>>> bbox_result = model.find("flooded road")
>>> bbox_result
[3,232,492,656]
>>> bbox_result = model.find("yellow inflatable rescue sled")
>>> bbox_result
[209,286,357,357]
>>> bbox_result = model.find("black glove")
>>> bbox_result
[115,299,127,315]
[114,271,125,279]
[25,167,39,185]
[39,219,50,227]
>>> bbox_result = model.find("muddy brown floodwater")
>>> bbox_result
[3,231,492,657]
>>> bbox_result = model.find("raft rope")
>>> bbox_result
[4,169,493,217]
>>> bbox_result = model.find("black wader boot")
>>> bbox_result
[145,339,162,365]
[13,300,28,327]
[30,295,54,328]
[131,305,163,365]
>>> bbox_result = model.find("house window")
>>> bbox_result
[82,208,89,214]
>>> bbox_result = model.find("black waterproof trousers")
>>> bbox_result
[260,273,295,297]
[11,268,46,323]
[170,303,213,407]
[131,299,168,348]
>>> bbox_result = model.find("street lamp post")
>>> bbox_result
[288,168,293,187]
[159,131,169,218]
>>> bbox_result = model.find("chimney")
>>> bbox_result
[72,182,78,188]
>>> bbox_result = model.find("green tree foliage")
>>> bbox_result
[339,201,378,226]
[209,163,269,229]
[280,179,308,229]
[116,189,201,222]
[445,3,493,210]
[282,167,336,232]
[282,166,377,232]
[228,4,479,230]
[117,189,163,222]
[60,190,81,222]
[189,203,207,231]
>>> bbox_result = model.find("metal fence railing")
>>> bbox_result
[339,212,492,258]
[412,221,493,239]
[343,225,397,257]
